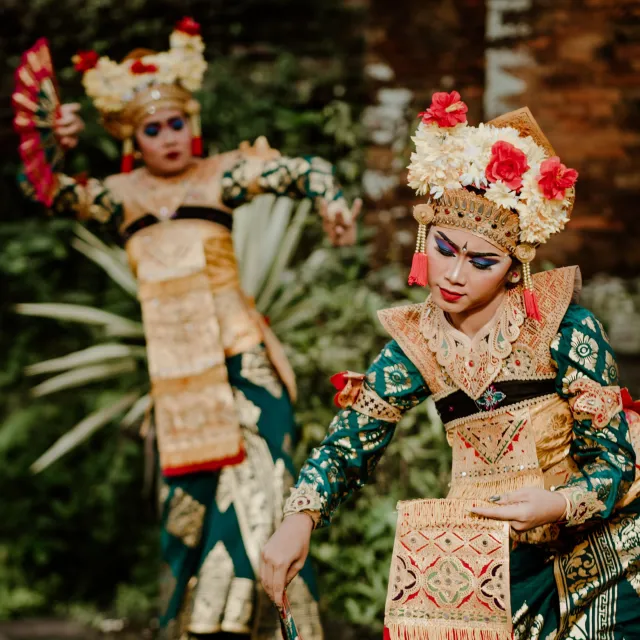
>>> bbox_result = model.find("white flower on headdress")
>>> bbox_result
[515,171,570,244]
[176,56,207,92]
[485,180,519,210]
[407,123,466,198]
[77,19,206,117]
[154,52,179,86]
[170,29,205,54]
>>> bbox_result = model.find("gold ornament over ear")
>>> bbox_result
[413,203,435,226]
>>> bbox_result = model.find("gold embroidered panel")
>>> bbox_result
[153,366,242,472]
[108,155,234,227]
[386,499,511,640]
[139,273,226,380]
[447,405,544,500]
[127,220,208,282]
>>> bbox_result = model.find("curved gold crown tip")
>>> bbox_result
[239,136,281,160]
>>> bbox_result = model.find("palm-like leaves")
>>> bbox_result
[19,194,313,471]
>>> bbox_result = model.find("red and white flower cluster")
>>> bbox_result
[408,91,578,244]
[73,17,206,114]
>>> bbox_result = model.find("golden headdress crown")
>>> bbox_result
[407,92,579,320]
[407,94,578,249]
[72,17,207,170]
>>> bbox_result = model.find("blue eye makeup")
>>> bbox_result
[470,257,500,270]
[169,117,185,131]
[435,236,456,257]
[143,123,160,137]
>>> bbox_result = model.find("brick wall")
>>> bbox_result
[360,0,486,269]
[360,0,640,278]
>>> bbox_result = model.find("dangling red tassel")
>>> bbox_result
[121,154,134,173]
[192,135,203,157]
[408,252,428,287]
[121,138,134,173]
[383,627,391,640]
[523,288,541,321]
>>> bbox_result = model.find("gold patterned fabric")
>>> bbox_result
[567,378,623,430]
[386,499,511,640]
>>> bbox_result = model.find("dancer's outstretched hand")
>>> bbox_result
[260,513,314,607]
[469,487,567,532]
[320,197,363,247]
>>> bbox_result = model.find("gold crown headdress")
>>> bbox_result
[407,91,578,320]
[72,17,207,172]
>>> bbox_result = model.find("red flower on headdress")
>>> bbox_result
[418,91,468,128]
[537,156,578,201]
[130,60,159,75]
[485,141,529,191]
[72,50,99,73]
[175,17,201,36]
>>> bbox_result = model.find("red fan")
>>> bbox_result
[12,38,62,207]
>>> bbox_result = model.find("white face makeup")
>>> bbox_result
[426,225,513,319]
[135,107,193,176]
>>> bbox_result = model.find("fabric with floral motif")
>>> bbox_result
[289,340,428,527]
[550,303,635,526]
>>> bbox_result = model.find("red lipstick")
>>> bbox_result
[439,287,464,303]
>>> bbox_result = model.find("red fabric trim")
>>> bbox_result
[162,448,245,477]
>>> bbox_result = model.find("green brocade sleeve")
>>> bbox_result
[18,170,122,230]
[220,155,344,210]
[284,340,430,529]
[551,303,635,526]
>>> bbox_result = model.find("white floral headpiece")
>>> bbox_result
[407,92,578,245]
[73,17,206,116]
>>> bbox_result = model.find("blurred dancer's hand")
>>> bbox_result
[469,487,567,531]
[55,103,84,150]
[260,513,314,607]
[320,197,363,247]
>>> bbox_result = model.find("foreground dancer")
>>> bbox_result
[14,18,362,640]
[262,92,640,639]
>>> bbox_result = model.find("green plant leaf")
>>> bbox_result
[31,361,137,398]
[30,392,140,474]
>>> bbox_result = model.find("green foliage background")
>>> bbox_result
[0,0,450,632]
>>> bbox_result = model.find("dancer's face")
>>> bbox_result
[136,108,192,176]
[426,226,513,315]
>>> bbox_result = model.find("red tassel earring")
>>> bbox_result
[515,243,541,321]
[186,99,203,157]
[121,137,134,173]
[408,203,435,287]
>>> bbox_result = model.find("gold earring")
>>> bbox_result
[508,268,522,284]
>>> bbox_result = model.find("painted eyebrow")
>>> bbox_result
[436,231,501,258]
